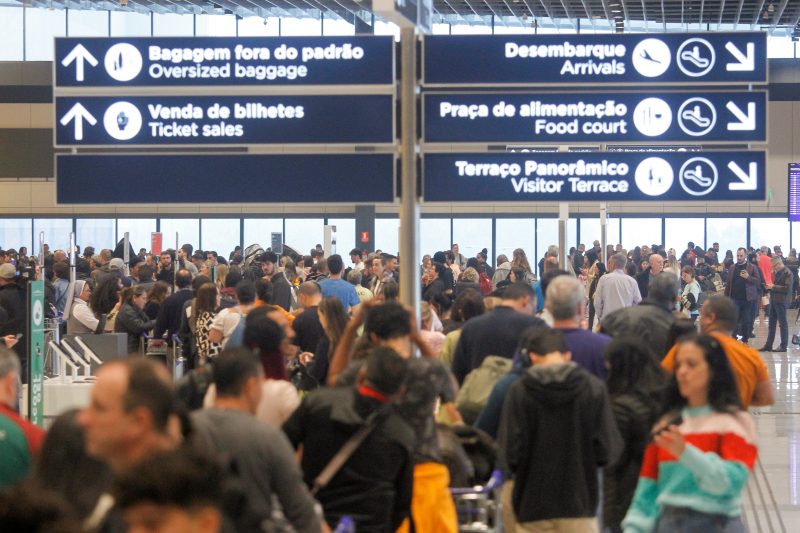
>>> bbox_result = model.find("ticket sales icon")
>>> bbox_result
[103,101,142,141]
[679,158,718,196]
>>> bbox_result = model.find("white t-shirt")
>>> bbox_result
[209,307,242,348]
[203,379,300,427]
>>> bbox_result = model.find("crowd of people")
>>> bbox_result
[0,235,788,532]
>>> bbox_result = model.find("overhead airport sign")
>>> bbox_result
[56,153,396,204]
[422,32,767,86]
[423,91,766,144]
[55,95,394,146]
[423,151,765,202]
[55,36,395,87]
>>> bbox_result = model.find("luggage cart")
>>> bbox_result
[142,334,186,381]
[451,469,504,533]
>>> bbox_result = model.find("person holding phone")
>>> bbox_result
[623,335,757,532]
[724,248,759,344]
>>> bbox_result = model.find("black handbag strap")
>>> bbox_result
[310,404,391,496]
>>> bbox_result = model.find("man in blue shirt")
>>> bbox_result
[319,254,360,313]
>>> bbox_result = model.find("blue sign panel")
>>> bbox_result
[422,32,767,85]
[423,91,766,143]
[57,154,395,204]
[424,151,765,202]
[789,163,800,222]
[55,95,394,146]
[55,36,394,87]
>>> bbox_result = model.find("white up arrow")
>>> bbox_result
[61,44,98,82]
[60,103,96,141]
[728,161,758,191]
[725,42,754,72]
[726,102,756,131]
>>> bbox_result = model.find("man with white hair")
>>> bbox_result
[635,253,664,300]
[594,253,641,326]
[546,275,611,378]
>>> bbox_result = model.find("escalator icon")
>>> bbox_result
[679,158,718,196]
[677,38,715,77]
[677,97,716,137]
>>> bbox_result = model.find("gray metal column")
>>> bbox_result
[558,203,568,269]
[600,203,608,263]
[399,27,420,311]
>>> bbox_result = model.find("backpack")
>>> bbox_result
[478,272,493,296]
[455,355,513,424]
[243,244,264,268]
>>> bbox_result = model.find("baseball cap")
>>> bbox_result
[0,263,16,279]
[109,258,125,271]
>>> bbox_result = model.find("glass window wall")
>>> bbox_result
[421,218,452,257]
[750,218,790,253]
[243,219,283,250]
[706,218,747,258]
[159,219,200,250]
[0,7,23,60]
[201,219,240,258]
[110,10,151,36]
[664,218,705,255]
[117,218,157,254]
[495,218,535,266]
[327,218,355,258]
[67,9,108,36]
[453,218,493,266]
[621,218,662,251]
[375,218,400,256]
[0,219,32,255]
[26,8,66,60]
[76,219,115,251]
[152,13,193,36]
[33,218,72,253]
[536,218,558,271]
[285,218,324,256]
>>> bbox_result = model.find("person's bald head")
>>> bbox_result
[649,253,664,274]
[298,281,322,308]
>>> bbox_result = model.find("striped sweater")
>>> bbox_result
[622,405,757,533]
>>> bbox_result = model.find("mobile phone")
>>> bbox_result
[14,333,23,340]
[651,414,683,438]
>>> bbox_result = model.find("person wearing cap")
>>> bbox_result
[82,246,95,261]
[261,251,293,312]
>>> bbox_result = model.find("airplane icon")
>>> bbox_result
[640,49,662,64]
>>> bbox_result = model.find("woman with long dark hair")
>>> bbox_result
[588,261,606,330]
[623,334,757,532]
[307,296,348,385]
[603,338,666,532]
[114,285,156,354]
[193,282,221,364]
[144,280,170,320]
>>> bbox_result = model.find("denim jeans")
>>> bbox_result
[733,299,753,342]
[655,506,745,533]
[766,303,789,349]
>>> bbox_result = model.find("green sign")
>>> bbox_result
[27,280,44,427]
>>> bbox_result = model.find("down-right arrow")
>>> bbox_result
[728,161,758,191]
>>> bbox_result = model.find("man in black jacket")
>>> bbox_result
[451,282,544,384]
[153,269,193,345]
[635,253,664,300]
[0,264,27,378]
[498,329,621,530]
[283,347,415,532]
[600,272,680,360]
[260,251,293,311]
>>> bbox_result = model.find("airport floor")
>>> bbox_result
[743,311,800,533]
